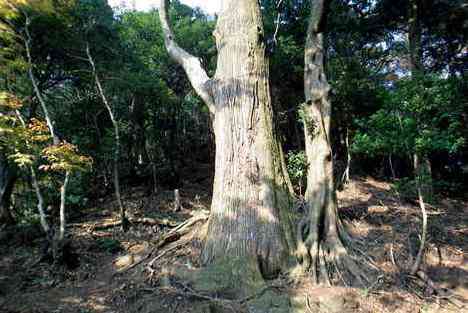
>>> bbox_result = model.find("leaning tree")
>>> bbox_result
[158,0,294,283]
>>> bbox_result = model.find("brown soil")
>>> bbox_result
[0,176,466,313]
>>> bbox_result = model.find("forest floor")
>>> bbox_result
[0,170,466,313]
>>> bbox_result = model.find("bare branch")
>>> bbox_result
[158,0,215,114]
[272,0,285,45]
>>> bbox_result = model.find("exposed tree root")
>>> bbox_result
[295,214,376,287]
[410,270,465,308]
[150,276,286,313]
[146,210,209,277]
[91,217,177,230]
[110,210,209,276]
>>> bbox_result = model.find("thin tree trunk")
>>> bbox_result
[0,154,16,225]
[159,0,294,285]
[341,127,350,184]
[23,14,59,145]
[173,189,181,212]
[296,0,368,286]
[58,171,70,241]
[408,0,423,75]
[22,13,70,249]
[411,154,428,275]
[30,166,50,235]
[389,154,396,179]
[15,111,50,235]
[414,155,433,202]
[408,0,433,201]
[129,96,147,167]
[151,161,158,195]
[86,43,127,230]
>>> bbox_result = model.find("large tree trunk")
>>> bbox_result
[296,0,368,286]
[159,0,293,281]
[0,153,16,225]
[201,0,293,277]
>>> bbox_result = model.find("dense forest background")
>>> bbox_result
[0,0,467,312]
[1,0,466,223]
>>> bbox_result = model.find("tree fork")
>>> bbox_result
[22,10,76,259]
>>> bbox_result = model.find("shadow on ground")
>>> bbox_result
[0,174,466,313]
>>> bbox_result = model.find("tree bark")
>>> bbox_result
[296,0,368,286]
[159,0,294,280]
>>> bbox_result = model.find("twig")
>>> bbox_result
[305,295,314,313]
[272,0,285,46]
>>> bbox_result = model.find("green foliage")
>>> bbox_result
[0,0,466,228]
[286,150,308,195]
[1,95,49,167]
[96,237,122,253]
[18,207,41,225]
[353,75,465,158]
[433,179,464,197]
[40,142,92,173]
[391,177,418,200]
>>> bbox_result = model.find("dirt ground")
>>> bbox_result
[0,175,466,313]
